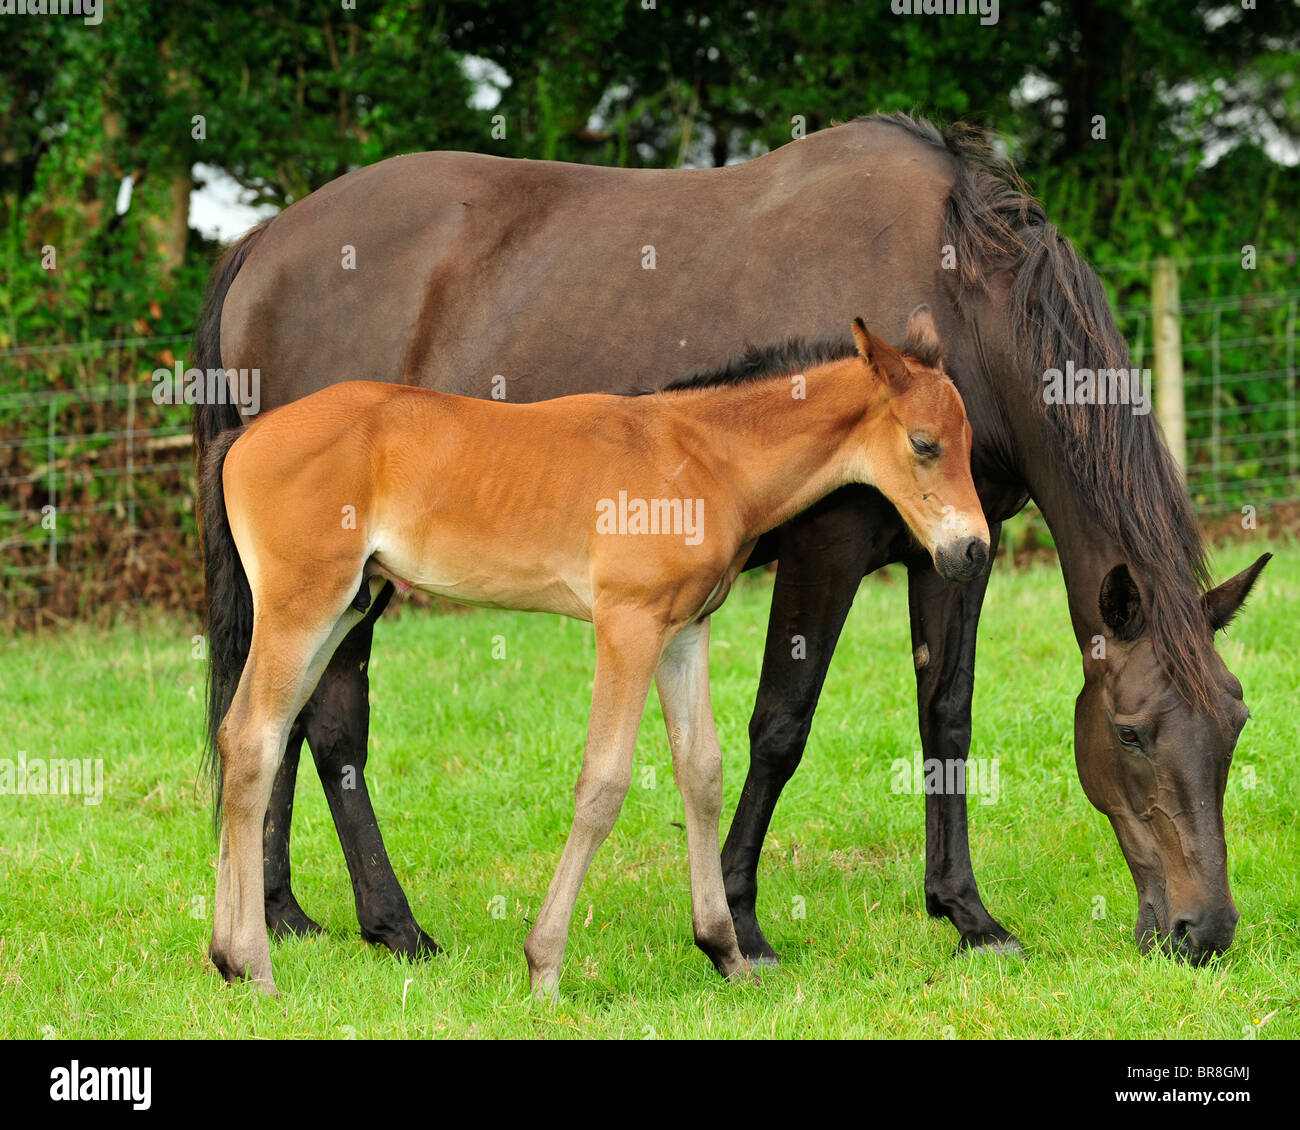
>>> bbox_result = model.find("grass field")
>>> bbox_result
[1,540,1296,1039]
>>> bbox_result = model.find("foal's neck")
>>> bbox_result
[670,357,881,541]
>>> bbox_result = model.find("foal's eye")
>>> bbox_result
[910,435,939,458]
[1116,726,1141,749]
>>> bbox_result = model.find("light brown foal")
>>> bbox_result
[201,308,990,997]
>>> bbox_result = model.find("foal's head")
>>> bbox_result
[850,307,990,584]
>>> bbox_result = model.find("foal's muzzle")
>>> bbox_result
[934,536,989,584]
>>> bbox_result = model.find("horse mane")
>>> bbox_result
[866,112,1216,710]
[625,337,858,396]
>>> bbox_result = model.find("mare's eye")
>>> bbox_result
[1116,726,1141,749]
[910,435,939,458]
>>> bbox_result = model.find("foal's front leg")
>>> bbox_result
[524,608,665,999]
[655,618,748,978]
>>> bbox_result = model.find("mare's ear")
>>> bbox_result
[1099,563,1146,641]
[1203,553,1271,632]
[852,317,911,390]
[902,304,945,370]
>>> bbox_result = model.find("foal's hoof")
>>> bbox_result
[246,976,281,997]
[718,955,762,985]
[210,950,279,995]
[529,970,561,1004]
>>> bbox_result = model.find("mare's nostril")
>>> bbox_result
[1169,916,1201,958]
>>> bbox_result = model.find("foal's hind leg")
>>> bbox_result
[655,618,748,979]
[210,597,363,992]
[524,608,666,999]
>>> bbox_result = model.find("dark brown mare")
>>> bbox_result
[194,114,1268,967]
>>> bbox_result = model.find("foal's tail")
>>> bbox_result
[198,427,252,833]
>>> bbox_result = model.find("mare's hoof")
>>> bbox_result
[958,934,1025,959]
[363,923,443,961]
[732,916,780,967]
[266,903,324,940]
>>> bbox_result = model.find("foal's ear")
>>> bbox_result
[902,304,945,370]
[1099,563,1146,641]
[852,317,911,389]
[1203,553,1271,632]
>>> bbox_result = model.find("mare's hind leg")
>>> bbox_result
[655,618,747,979]
[261,584,436,956]
[524,607,666,999]
[210,595,364,992]
[263,723,323,939]
[303,608,440,958]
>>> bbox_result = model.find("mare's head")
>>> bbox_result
[1076,554,1270,963]
[851,306,990,584]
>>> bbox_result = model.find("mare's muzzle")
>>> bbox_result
[1139,899,1239,966]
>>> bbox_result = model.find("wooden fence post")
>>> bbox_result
[1152,257,1187,476]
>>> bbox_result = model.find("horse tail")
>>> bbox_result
[193,220,271,832]
[198,426,251,833]
[192,220,271,457]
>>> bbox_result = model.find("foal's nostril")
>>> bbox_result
[936,537,989,583]
[960,537,988,573]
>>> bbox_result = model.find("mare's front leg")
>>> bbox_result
[906,521,1021,955]
[524,607,665,999]
[655,618,747,979]
[721,487,901,963]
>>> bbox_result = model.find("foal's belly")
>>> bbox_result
[369,540,595,621]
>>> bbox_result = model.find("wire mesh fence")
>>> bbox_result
[0,334,198,626]
[1101,248,1299,515]
[1,250,1296,625]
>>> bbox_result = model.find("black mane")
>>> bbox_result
[626,336,857,397]
[866,112,1216,710]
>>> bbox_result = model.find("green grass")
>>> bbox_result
[1,542,1297,1039]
